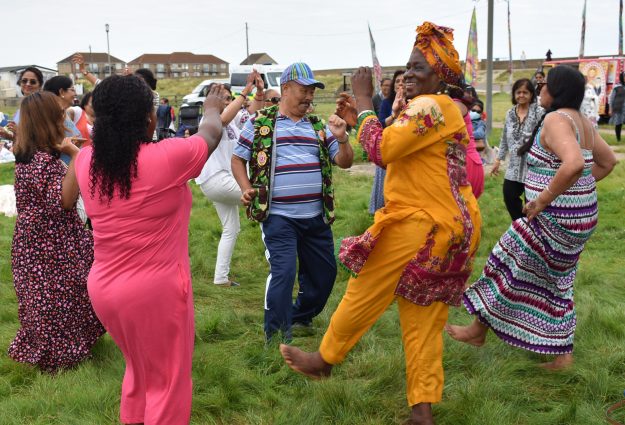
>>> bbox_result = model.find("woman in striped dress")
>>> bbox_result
[446,65,618,369]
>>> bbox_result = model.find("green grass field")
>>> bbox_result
[1,144,624,423]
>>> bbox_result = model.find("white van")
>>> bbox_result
[229,65,285,95]
[181,78,229,105]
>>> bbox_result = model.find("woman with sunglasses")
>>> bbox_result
[0,67,44,141]
[195,70,263,287]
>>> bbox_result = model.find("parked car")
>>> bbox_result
[229,65,285,95]
[181,79,229,105]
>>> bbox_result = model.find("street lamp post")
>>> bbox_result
[105,23,111,76]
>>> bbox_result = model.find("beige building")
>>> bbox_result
[127,52,229,79]
[57,52,126,79]
[240,52,277,65]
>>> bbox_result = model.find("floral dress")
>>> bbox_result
[9,151,104,372]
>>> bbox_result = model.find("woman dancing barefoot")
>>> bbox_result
[446,65,617,370]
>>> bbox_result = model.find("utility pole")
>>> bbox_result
[245,22,249,58]
[105,23,111,76]
[507,0,513,86]
[486,0,494,134]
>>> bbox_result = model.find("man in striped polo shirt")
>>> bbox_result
[232,62,354,342]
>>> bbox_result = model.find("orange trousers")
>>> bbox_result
[320,215,449,406]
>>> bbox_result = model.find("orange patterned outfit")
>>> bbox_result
[320,94,482,405]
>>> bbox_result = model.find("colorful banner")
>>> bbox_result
[368,23,382,91]
[579,0,587,58]
[579,61,608,114]
[464,7,479,86]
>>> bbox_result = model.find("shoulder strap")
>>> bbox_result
[553,110,580,144]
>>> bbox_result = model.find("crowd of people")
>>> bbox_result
[1,20,619,425]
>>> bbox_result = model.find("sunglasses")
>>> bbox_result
[265,97,280,104]
[20,78,39,86]
[536,82,547,91]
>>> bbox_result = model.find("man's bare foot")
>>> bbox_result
[407,403,435,425]
[279,344,332,380]
[445,319,487,347]
[539,353,573,370]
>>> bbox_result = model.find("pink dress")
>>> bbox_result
[463,113,485,199]
[75,136,208,425]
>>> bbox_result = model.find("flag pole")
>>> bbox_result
[579,0,587,58]
[507,0,513,86]
[618,0,623,56]
[486,0,494,135]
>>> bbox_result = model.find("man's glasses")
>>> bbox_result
[20,79,38,86]
[536,82,547,92]
[265,97,280,104]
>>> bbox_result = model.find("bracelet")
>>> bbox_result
[357,110,374,119]
[355,110,377,135]
[545,186,556,196]
[337,132,349,144]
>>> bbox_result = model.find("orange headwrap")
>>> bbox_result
[414,22,463,86]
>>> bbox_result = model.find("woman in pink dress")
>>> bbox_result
[74,76,223,425]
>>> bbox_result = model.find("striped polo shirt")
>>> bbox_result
[234,113,339,219]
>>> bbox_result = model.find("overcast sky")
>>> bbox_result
[5,0,620,71]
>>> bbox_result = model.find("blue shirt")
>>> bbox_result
[60,117,81,164]
[234,113,339,219]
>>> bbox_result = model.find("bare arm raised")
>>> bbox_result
[197,84,225,156]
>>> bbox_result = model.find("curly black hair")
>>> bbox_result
[90,75,154,201]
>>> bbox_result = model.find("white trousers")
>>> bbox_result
[199,170,242,284]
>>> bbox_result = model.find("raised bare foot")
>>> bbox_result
[408,403,435,425]
[539,353,574,370]
[279,344,332,380]
[445,321,487,347]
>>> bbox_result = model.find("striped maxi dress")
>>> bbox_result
[463,118,597,354]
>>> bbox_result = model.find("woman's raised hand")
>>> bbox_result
[243,70,258,96]
[392,85,406,115]
[71,53,87,74]
[204,84,224,111]
[351,67,374,99]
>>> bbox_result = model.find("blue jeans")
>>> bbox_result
[260,214,337,340]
